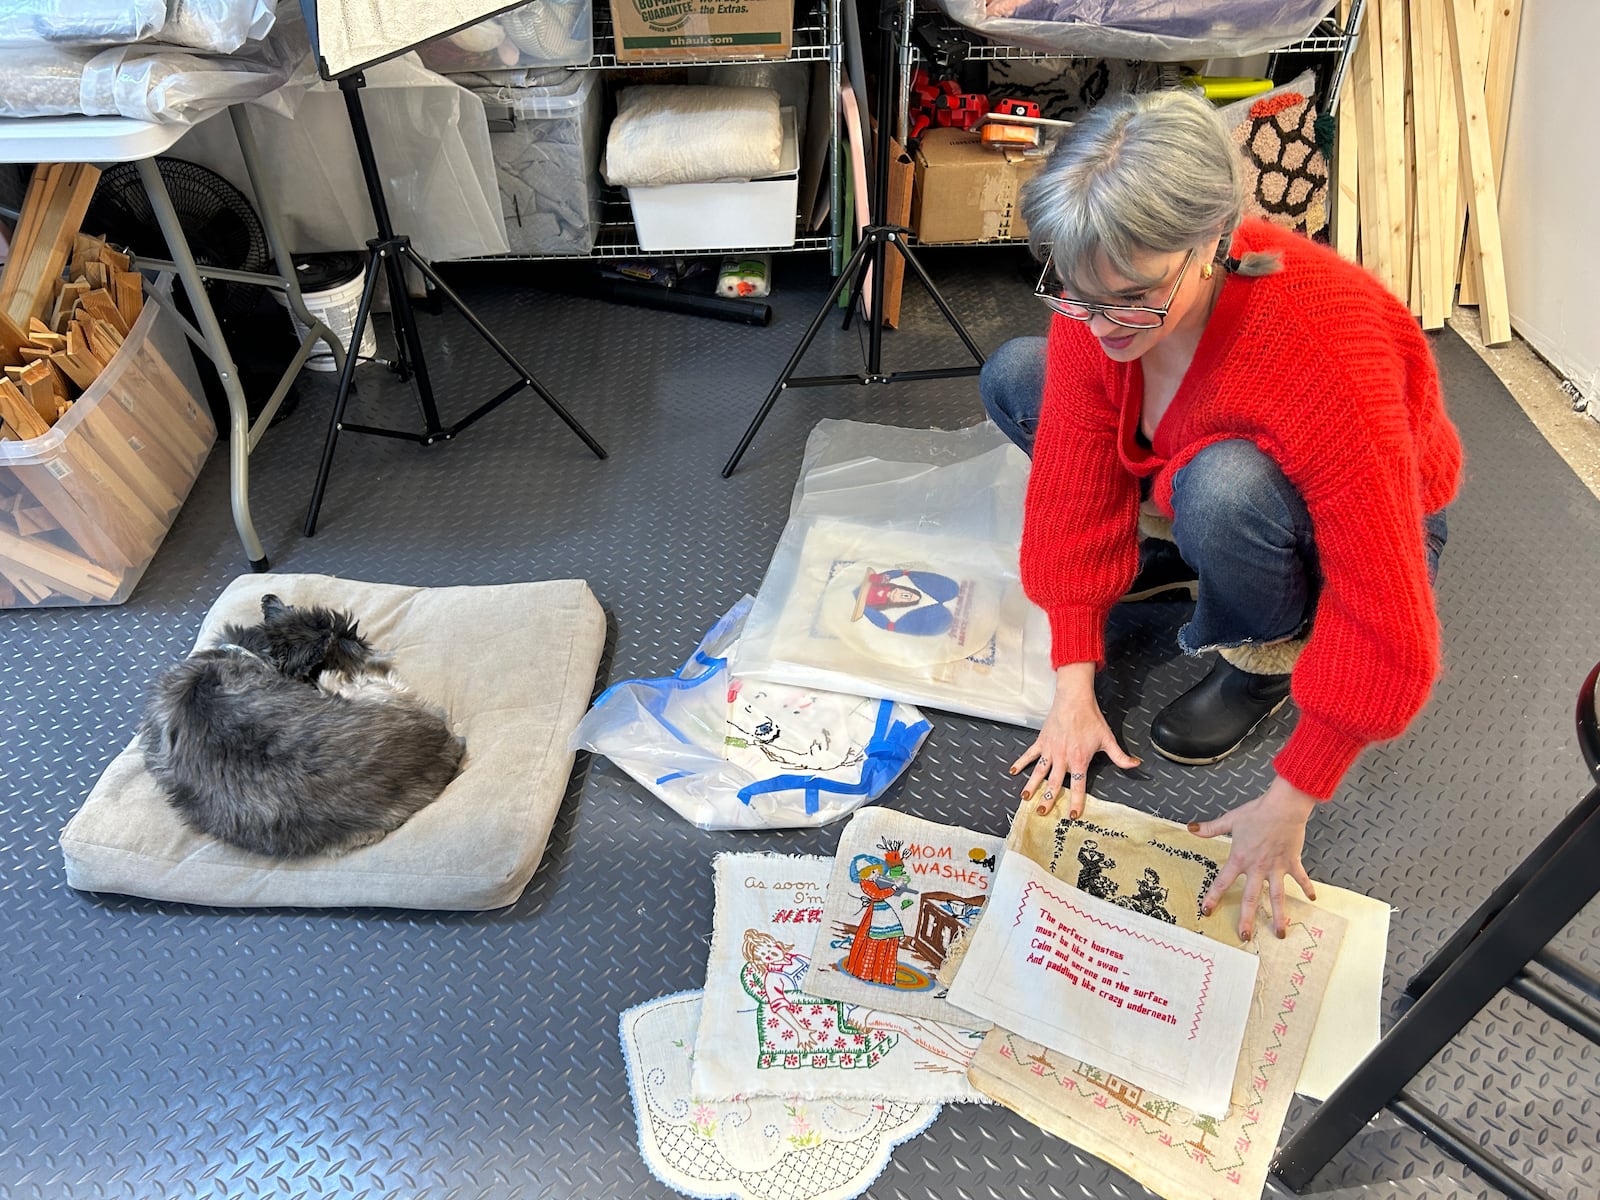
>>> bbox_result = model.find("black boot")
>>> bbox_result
[1120,538,1199,604]
[1150,657,1292,765]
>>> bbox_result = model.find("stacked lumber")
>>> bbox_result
[1332,0,1522,345]
[0,164,214,609]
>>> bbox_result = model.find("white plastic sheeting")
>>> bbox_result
[732,421,1055,729]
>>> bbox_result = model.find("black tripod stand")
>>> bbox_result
[721,0,986,478]
[303,71,607,536]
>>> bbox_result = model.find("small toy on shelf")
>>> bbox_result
[981,97,1042,148]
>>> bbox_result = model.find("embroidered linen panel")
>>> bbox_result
[803,808,1006,1027]
[690,853,987,1105]
[948,851,1260,1117]
[621,991,940,1200]
[943,799,1350,1200]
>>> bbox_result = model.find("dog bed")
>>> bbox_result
[59,573,606,910]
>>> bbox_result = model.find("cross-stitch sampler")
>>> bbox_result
[940,798,1357,1200]
[621,991,940,1200]
[948,851,1262,1117]
[690,853,988,1106]
[991,796,1390,1100]
[729,420,1054,728]
[802,808,1006,1027]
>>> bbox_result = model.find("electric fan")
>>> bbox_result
[86,157,270,316]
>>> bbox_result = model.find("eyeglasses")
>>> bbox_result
[1034,247,1196,329]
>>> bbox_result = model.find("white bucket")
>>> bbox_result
[280,256,377,372]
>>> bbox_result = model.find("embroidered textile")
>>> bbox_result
[947,851,1260,1116]
[803,808,1005,1027]
[691,853,987,1105]
[621,991,940,1200]
[966,900,1343,1200]
[942,798,1349,1200]
[569,597,929,830]
[733,518,1054,728]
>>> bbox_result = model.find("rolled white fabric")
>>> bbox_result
[602,84,783,187]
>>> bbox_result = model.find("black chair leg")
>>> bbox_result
[1406,784,1600,999]
[1273,799,1600,1190]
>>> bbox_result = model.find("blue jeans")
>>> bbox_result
[980,335,1049,455]
[980,335,1447,652]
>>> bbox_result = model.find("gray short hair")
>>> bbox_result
[1021,88,1278,291]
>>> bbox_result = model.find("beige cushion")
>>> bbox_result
[60,573,605,910]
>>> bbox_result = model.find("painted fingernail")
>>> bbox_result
[1186,822,1201,833]
[1009,766,1019,775]
[1202,902,1214,916]
[1021,789,1032,801]
[1036,804,1049,816]
[1276,928,1286,940]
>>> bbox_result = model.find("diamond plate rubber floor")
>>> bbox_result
[1,248,1595,1199]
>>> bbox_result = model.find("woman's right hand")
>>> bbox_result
[1010,662,1140,818]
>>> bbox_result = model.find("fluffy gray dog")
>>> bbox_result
[139,594,466,858]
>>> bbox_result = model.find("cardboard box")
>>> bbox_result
[912,128,1042,245]
[628,108,799,251]
[608,0,792,62]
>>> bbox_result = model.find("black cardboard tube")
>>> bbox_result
[596,278,773,326]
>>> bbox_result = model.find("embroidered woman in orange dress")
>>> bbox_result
[844,842,913,985]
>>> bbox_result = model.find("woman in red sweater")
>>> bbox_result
[983,89,1462,939]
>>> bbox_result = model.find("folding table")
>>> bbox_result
[0,105,341,570]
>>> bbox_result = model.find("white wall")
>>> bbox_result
[1498,0,1600,402]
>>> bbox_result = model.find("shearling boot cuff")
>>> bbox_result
[1219,637,1306,677]
[1138,502,1175,544]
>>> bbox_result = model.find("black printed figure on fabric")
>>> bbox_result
[1050,819,1223,926]
[1074,839,1120,901]
[1111,867,1177,925]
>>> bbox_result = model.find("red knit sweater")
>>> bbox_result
[1020,220,1464,799]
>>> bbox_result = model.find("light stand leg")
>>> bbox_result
[304,248,384,536]
[722,0,986,476]
[722,233,884,478]
[303,72,607,533]
[402,249,608,457]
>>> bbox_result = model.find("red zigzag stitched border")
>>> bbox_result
[1013,879,1216,1039]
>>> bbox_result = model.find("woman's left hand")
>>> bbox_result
[1188,776,1318,940]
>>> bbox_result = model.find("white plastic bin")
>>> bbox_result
[473,70,604,257]
[627,107,799,252]
[417,0,594,73]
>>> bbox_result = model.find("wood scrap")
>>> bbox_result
[0,250,210,609]
[1335,0,1521,346]
[0,524,123,602]
[0,379,49,439]
[0,163,102,334]
[1445,0,1510,343]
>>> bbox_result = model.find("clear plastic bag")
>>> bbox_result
[172,51,508,258]
[0,7,307,122]
[569,597,931,831]
[0,0,166,45]
[161,0,278,54]
[930,0,1334,62]
[731,421,1055,729]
